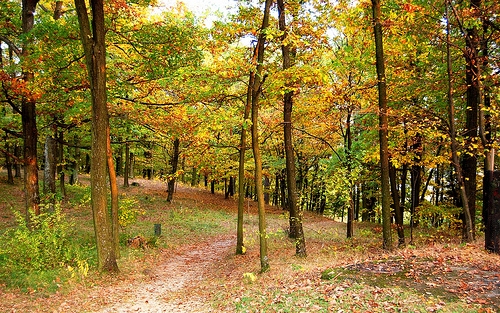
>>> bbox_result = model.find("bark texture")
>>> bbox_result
[372,0,392,249]
[251,0,273,272]
[75,0,118,272]
[277,0,306,257]
[22,0,41,223]
[167,138,180,203]
[236,79,252,255]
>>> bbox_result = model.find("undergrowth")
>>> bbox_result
[0,205,94,293]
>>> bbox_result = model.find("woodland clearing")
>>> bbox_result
[0,174,499,312]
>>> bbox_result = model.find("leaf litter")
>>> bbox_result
[1,176,500,312]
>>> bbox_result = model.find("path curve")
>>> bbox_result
[57,236,234,313]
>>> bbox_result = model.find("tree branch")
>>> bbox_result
[1,82,22,114]
[294,127,343,162]
[2,128,22,138]
[116,96,182,106]
[0,36,21,56]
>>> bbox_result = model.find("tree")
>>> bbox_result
[167,138,180,203]
[74,0,118,272]
[459,0,482,241]
[236,74,252,255]
[21,0,41,224]
[371,0,392,250]
[445,0,474,243]
[481,0,500,253]
[251,0,273,273]
[277,0,306,257]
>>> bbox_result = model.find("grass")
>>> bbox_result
[0,176,235,293]
[0,174,499,312]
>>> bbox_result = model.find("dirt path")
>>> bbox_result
[56,236,234,313]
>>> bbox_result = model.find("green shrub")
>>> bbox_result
[119,196,145,228]
[0,206,84,272]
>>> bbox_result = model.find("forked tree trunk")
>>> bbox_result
[75,0,118,272]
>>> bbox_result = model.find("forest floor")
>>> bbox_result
[1,174,500,312]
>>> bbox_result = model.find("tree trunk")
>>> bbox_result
[124,141,130,187]
[480,10,496,252]
[389,161,405,246]
[75,0,118,272]
[115,139,123,177]
[251,0,272,273]
[69,135,80,185]
[43,135,57,212]
[129,152,134,178]
[346,109,354,239]
[460,0,481,241]
[228,176,235,197]
[5,139,14,184]
[107,127,120,259]
[22,0,41,224]
[445,1,474,243]
[277,0,306,257]
[400,163,408,208]
[410,134,422,230]
[58,131,66,198]
[280,169,287,210]
[355,183,360,220]
[190,166,197,187]
[84,153,90,173]
[53,1,63,19]
[236,76,253,255]
[53,3,65,198]
[167,138,180,203]
[14,144,21,178]
[371,0,392,250]
[484,171,500,252]
[263,176,270,204]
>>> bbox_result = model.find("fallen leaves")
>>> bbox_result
[2,178,500,312]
